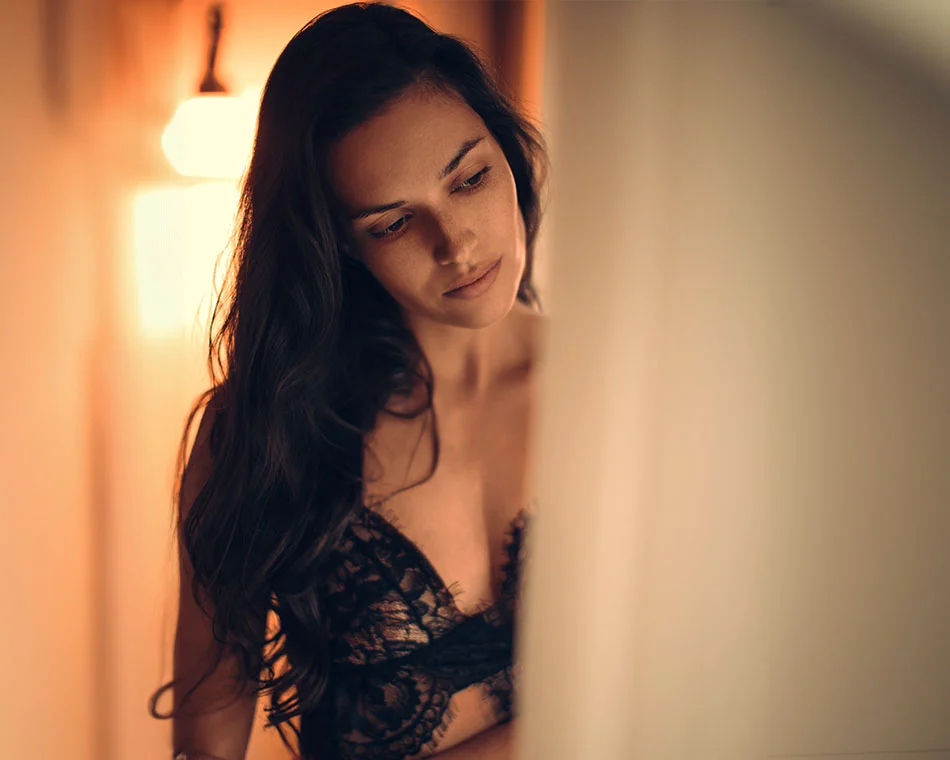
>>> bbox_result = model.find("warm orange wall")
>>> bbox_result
[169,1,542,117]
[0,1,101,758]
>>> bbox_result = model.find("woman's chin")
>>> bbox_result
[399,261,524,331]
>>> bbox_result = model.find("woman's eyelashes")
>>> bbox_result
[453,165,492,193]
[367,165,493,241]
[369,214,412,240]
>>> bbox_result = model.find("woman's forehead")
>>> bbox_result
[329,87,489,208]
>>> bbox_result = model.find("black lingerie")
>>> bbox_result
[299,505,530,760]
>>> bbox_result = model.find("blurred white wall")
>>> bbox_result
[524,3,950,759]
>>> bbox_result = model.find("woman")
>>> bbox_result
[150,3,548,759]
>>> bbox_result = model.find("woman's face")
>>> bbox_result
[328,84,526,330]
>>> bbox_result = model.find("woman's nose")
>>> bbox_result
[434,220,477,266]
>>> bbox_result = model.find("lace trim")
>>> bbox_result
[308,505,532,759]
[333,670,458,759]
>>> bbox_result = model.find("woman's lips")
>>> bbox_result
[444,258,501,293]
[443,258,502,299]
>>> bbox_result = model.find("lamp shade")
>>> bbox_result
[161,87,261,179]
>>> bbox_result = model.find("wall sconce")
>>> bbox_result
[135,3,256,339]
[160,2,259,179]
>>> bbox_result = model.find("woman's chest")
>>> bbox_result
[314,382,536,759]
[319,499,530,760]
[361,380,537,615]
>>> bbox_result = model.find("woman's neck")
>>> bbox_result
[405,301,539,406]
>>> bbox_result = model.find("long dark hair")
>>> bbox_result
[149,2,547,756]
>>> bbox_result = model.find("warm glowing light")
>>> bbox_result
[132,182,240,339]
[161,87,262,179]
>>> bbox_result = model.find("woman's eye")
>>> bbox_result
[370,216,409,239]
[453,166,491,193]
[367,168,492,240]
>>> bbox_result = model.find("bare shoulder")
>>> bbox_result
[180,392,224,522]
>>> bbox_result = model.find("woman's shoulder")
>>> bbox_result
[180,389,227,520]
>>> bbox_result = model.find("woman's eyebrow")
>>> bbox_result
[349,200,406,221]
[348,136,486,221]
[438,136,484,180]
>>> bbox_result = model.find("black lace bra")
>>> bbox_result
[299,505,530,760]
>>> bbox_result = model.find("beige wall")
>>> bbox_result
[523,3,950,759]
